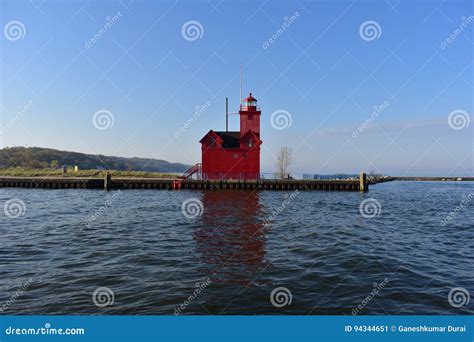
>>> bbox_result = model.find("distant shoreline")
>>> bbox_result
[0,169,471,182]
[0,168,178,179]
[391,176,473,182]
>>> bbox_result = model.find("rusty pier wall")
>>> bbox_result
[0,176,373,192]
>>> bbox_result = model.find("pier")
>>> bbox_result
[0,173,378,192]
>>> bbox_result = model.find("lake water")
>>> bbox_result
[0,181,473,315]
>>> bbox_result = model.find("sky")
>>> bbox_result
[0,0,472,176]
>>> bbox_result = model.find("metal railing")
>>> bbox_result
[239,105,261,111]
[302,173,360,180]
[202,172,259,180]
[182,163,202,180]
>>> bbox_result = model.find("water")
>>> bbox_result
[0,181,472,315]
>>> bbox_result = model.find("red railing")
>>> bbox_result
[181,163,202,179]
[202,172,259,180]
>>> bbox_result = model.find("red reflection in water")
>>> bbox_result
[194,191,269,286]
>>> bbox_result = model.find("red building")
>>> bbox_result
[199,93,262,180]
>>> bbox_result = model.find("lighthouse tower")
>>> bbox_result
[240,93,261,138]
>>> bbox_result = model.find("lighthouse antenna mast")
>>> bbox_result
[240,63,243,108]
[225,97,228,132]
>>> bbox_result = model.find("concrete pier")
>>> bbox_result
[0,175,375,192]
[104,172,112,191]
[359,172,367,192]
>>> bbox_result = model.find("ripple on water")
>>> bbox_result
[0,182,473,314]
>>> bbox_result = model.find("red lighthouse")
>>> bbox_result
[198,93,262,180]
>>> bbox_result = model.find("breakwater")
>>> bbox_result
[0,174,374,191]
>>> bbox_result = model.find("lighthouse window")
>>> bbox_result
[247,141,253,147]
[233,153,238,158]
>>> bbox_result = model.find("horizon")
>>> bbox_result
[1,0,473,176]
[1,145,472,178]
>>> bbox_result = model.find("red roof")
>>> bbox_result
[199,130,222,144]
[200,130,261,148]
[244,92,257,102]
[241,130,262,144]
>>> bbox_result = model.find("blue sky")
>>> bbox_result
[1,0,472,176]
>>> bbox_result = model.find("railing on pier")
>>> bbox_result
[302,173,359,180]
[201,172,259,180]
[180,163,202,180]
